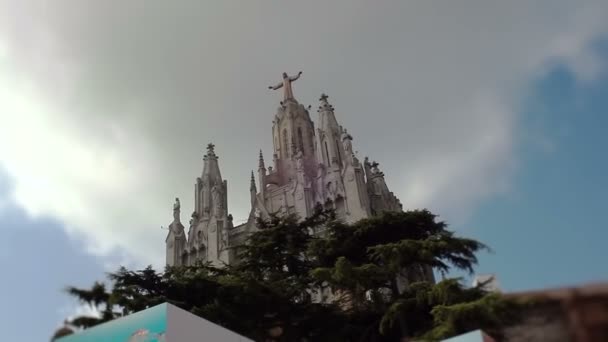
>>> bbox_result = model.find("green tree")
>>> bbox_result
[63,209,521,341]
[64,281,118,328]
[308,210,502,339]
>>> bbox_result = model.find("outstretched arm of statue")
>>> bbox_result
[289,71,302,81]
[269,82,283,90]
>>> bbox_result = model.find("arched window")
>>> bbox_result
[297,127,305,154]
[324,141,330,165]
[283,129,289,158]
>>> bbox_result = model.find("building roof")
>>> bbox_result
[504,282,608,301]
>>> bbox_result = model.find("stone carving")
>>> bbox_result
[369,162,388,196]
[189,211,199,227]
[336,178,346,197]
[188,212,201,243]
[364,156,370,168]
[341,130,353,156]
[319,93,330,108]
[295,149,304,170]
[220,222,229,249]
[268,71,302,100]
[173,197,180,222]
[254,208,262,219]
[206,143,216,155]
[371,161,381,175]
[327,181,337,199]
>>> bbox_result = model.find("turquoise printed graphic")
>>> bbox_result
[57,303,167,342]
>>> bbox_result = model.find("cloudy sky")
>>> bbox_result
[1,1,608,340]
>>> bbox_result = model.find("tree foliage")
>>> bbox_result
[61,208,521,341]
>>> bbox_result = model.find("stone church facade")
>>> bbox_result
[165,72,422,283]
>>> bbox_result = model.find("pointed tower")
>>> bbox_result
[315,94,371,221]
[339,129,372,222]
[269,72,317,185]
[165,198,186,266]
[258,150,266,198]
[317,94,344,168]
[364,158,403,215]
[250,170,257,207]
[315,94,347,211]
[188,143,232,267]
[259,72,317,219]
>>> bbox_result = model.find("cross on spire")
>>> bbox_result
[318,93,334,112]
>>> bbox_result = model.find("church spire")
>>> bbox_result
[258,149,266,170]
[317,93,343,167]
[250,171,257,206]
[202,142,222,184]
[206,143,216,157]
[318,93,339,129]
[197,142,227,218]
[257,150,267,198]
[319,93,333,111]
[250,171,256,191]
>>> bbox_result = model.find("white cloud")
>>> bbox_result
[0,62,162,265]
[0,1,607,269]
[397,92,516,223]
[543,6,608,83]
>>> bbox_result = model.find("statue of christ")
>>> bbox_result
[268,71,302,100]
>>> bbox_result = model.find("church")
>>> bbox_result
[165,72,406,269]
